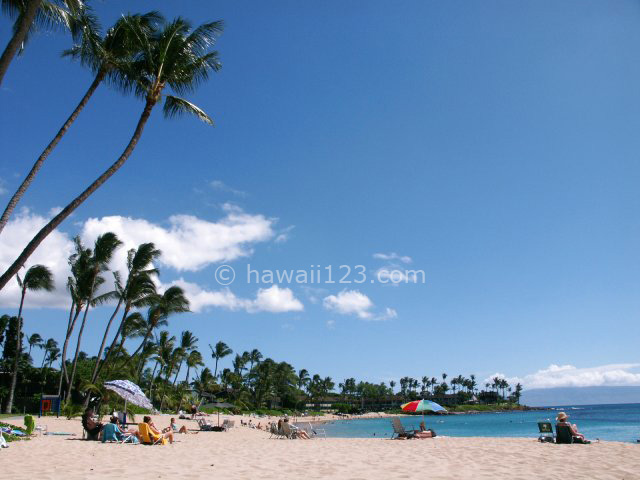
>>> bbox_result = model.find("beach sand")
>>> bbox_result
[2,414,639,479]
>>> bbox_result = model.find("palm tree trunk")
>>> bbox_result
[0,0,43,87]
[0,69,106,235]
[0,98,157,292]
[40,350,48,369]
[128,327,152,368]
[148,360,159,398]
[88,296,122,384]
[184,365,190,385]
[172,359,184,385]
[5,288,26,413]
[58,304,81,397]
[95,305,130,379]
[66,300,92,400]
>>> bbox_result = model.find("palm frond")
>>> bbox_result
[163,95,213,125]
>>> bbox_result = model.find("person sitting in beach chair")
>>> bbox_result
[140,416,173,444]
[82,408,103,441]
[555,412,590,444]
[102,417,138,443]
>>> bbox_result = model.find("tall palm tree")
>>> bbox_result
[209,341,232,378]
[0,0,80,86]
[27,332,42,357]
[248,348,262,371]
[89,242,159,384]
[0,314,9,356]
[126,286,190,364]
[0,10,162,235]
[58,237,92,396]
[66,232,122,400]
[172,330,198,385]
[40,337,57,368]
[0,17,223,291]
[297,368,310,391]
[5,264,53,413]
[184,350,204,385]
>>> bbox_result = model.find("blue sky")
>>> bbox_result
[1,0,639,393]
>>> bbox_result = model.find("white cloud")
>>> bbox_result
[210,180,247,197]
[0,209,74,308]
[322,289,396,321]
[0,206,280,311]
[81,203,275,272]
[172,279,303,314]
[323,289,373,319]
[373,252,412,264]
[485,364,640,389]
[274,225,294,244]
[253,285,304,313]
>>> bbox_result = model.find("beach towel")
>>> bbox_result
[0,433,8,448]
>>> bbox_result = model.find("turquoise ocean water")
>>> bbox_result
[320,404,640,443]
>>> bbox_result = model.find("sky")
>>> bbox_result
[1,0,639,396]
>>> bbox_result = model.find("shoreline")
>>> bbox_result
[2,414,638,480]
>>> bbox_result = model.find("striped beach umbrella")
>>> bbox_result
[401,399,446,422]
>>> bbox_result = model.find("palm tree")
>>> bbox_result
[57,237,93,396]
[389,380,396,394]
[5,264,53,413]
[0,314,9,356]
[27,332,42,358]
[209,341,232,378]
[127,286,190,364]
[89,242,159,384]
[297,369,310,391]
[0,17,223,291]
[248,348,262,371]
[172,330,198,385]
[0,10,162,235]
[184,350,204,384]
[66,232,122,400]
[40,338,58,368]
[0,0,80,86]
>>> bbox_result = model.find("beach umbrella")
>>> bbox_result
[401,399,447,424]
[209,401,234,426]
[104,380,153,414]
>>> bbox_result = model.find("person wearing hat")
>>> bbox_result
[556,412,586,442]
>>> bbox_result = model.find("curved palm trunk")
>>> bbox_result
[0,0,43,87]
[172,359,183,385]
[58,303,81,397]
[0,69,106,235]
[184,365,191,385]
[128,327,152,369]
[5,288,26,413]
[0,97,157,292]
[95,305,131,379]
[66,300,92,400]
[88,297,122,384]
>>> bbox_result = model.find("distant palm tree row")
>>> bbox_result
[0,2,222,290]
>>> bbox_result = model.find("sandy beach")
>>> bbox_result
[2,414,639,480]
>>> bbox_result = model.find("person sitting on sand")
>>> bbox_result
[414,421,436,438]
[82,408,103,439]
[169,418,188,434]
[144,416,174,444]
[556,412,586,442]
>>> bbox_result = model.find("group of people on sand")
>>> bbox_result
[82,408,189,444]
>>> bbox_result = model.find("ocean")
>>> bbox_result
[320,403,640,443]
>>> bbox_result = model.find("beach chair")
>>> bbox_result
[222,419,235,430]
[269,423,283,439]
[101,423,137,444]
[390,418,416,439]
[537,422,555,443]
[138,423,166,445]
[281,422,296,439]
[555,425,590,444]
[197,418,214,431]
